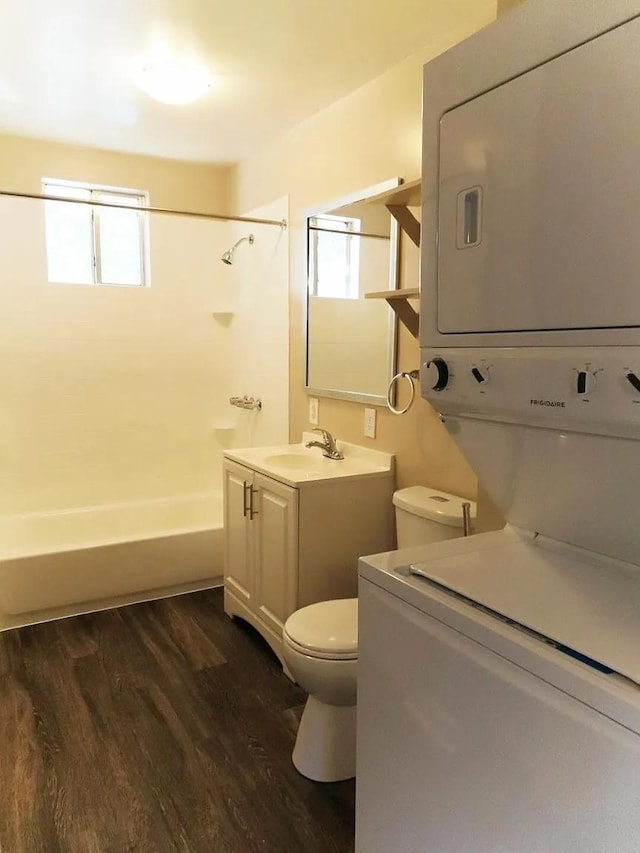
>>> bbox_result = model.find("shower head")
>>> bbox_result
[221,233,254,265]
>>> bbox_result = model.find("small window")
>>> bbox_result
[43,179,149,287]
[308,214,360,299]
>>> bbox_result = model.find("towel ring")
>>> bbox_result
[387,370,420,415]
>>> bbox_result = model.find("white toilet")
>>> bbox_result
[282,486,476,782]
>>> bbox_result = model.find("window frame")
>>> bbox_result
[42,177,150,288]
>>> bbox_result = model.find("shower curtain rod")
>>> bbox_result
[0,189,288,229]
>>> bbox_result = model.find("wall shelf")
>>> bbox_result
[364,178,422,336]
[365,288,420,338]
[366,178,421,248]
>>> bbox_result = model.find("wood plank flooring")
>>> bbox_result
[0,589,355,852]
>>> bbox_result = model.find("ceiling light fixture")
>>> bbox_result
[135,57,213,106]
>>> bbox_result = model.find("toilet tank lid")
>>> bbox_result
[392,486,477,527]
[284,599,358,655]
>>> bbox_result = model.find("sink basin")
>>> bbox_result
[225,435,394,486]
[262,453,322,472]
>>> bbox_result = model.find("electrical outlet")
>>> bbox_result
[309,397,319,425]
[364,407,377,438]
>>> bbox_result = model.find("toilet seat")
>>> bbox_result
[284,599,358,660]
[283,633,357,661]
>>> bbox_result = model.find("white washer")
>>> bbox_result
[357,529,640,852]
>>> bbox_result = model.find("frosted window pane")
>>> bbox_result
[44,193,93,284]
[97,193,143,286]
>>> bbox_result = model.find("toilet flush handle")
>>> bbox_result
[462,502,472,537]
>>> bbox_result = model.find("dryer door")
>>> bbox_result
[437,17,640,336]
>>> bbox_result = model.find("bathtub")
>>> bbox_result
[0,491,223,629]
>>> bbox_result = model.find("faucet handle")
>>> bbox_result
[306,427,343,459]
[312,427,336,447]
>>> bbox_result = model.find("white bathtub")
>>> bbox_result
[0,491,223,628]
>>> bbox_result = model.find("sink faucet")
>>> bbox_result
[305,428,344,460]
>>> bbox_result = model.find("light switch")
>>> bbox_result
[364,407,376,438]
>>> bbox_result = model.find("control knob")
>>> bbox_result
[626,371,640,393]
[471,366,490,385]
[576,370,596,396]
[425,357,450,392]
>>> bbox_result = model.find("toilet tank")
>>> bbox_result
[393,486,477,547]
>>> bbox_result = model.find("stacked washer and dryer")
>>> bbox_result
[357,2,640,851]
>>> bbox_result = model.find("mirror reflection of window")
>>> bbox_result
[305,177,400,404]
[309,214,361,299]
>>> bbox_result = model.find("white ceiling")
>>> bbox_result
[0,0,486,164]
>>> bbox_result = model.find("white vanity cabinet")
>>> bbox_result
[222,443,394,665]
[224,459,298,644]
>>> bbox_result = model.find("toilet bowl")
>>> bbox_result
[283,486,477,783]
[282,599,358,783]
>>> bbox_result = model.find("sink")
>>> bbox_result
[262,453,322,472]
[224,434,394,486]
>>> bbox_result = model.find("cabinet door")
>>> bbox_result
[223,460,253,605]
[253,473,298,636]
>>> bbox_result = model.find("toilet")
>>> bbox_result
[282,486,476,782]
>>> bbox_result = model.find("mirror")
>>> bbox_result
[305,179,400,405]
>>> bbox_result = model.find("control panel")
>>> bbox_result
[420,347,640,439]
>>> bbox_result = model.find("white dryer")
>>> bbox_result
[357,1,640,850]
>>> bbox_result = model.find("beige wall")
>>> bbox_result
[497,0,524,13]
[231,2,502,531]
[0,132,231,210]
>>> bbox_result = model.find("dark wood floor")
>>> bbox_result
[0,588,355,852]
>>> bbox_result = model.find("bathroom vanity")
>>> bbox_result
[222,437,394,664]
